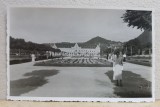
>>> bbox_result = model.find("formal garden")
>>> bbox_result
[34,58,113,67]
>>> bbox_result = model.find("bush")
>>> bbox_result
[127,60,151,67]
[10,59,31,65]
[35,56,47,61]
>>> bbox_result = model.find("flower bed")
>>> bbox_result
[34,58,113,67]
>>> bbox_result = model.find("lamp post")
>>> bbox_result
[138,49,140,55]
[131,46,132,56]
[126,46,127,54]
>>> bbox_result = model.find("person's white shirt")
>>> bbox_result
[123,54,126,58]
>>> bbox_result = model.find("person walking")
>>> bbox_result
[111,53,117,74]
[31,54,36,62]
[113,51,123,86]
[108,53,112,62]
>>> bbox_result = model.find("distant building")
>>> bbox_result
[51,43,100,57]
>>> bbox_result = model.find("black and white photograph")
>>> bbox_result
[7,7,154,102]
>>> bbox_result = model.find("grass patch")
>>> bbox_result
[105,70,152,98]
[127,60,151,67]
[10,59,32,65]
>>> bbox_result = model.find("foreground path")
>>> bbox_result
[10,60,152,97]
[10,62,116,97]
[21,67,117,97]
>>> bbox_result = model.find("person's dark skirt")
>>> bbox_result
[123,57,126,62]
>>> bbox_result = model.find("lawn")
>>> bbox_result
[105,70,152,98]
[126,57,152,67]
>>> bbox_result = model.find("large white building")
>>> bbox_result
[51,43,100,57]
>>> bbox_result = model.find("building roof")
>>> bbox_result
[54,43,99,49]
[52,43,57,49]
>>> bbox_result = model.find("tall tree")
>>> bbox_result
[122,10,152,31]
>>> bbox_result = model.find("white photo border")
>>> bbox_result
[7,6,155,102]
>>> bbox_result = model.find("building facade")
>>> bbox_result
[51,43,100,57]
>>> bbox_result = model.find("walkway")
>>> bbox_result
[10,60,152,97]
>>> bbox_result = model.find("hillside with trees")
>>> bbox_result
[10,36,61,56]
[10,36,53,51]
[123,30,152,55]
[122,10,152,56]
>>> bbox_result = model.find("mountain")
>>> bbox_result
[136,30,152,45]
[125,30,152,47]
[47,36,121,49]
[84,36,117,45]
[124,30,152,55]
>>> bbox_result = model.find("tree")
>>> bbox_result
[10,36,55,55]
[122,10,152,31]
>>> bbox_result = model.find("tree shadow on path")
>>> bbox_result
[105,70,152,98]
[10,69,59,96]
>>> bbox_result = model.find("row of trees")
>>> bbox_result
[121,10,152,31]
[122,10,152,56]
[102,10,152,56]
[124,37,152,55]
[10,36,61,56]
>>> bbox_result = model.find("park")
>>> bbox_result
[9,8,153,99]
[10,55,152,98]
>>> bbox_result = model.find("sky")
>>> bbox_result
[9,7,143,43]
